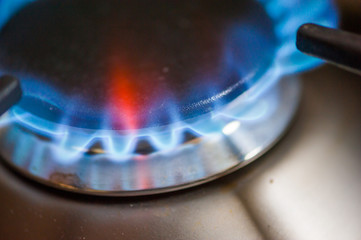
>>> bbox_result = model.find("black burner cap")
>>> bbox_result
[0,0,277,130]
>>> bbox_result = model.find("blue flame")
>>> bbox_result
[0,0,34,30]
[258,0,338,73]
[0,0,338,163]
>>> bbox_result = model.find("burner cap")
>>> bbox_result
[0,0,277,130]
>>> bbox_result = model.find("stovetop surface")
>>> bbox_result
[0,65,360,240]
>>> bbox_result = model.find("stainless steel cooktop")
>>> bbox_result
[0,65,360,240]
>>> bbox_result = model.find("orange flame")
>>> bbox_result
[109,67,139,131]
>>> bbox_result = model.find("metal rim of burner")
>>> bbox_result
[0,0,338,196]
[0,76,300,196]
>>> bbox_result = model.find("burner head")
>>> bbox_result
[0,0,276,130]
[0,0,338,196]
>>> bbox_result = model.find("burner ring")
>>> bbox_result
[0,77,299,196]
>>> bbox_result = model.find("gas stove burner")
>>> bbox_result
[0,0,337,196]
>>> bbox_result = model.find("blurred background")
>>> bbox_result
[337,0,361,33]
